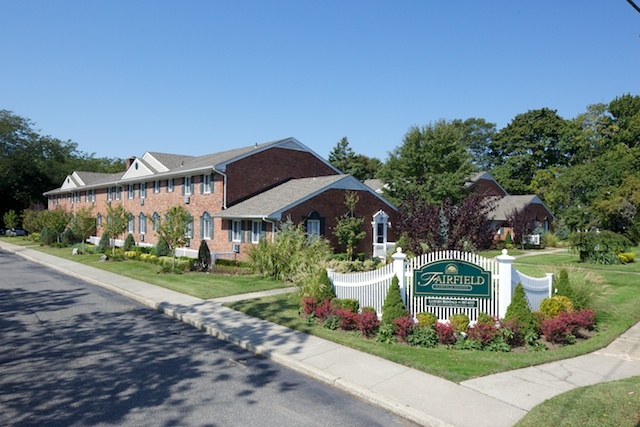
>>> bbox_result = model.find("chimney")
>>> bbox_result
[126,157,136,170]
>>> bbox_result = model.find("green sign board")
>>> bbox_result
[413,259,491,298]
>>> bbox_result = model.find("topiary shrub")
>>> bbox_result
[449,313,470,333]
[196,239,212,271]
[154,238,170,257]
[540,296,574,318]
[554,269,573,301]
[97,232,111,253]
[416,312,438,328]
[504,283,537,336]
[504,231,514,249]
[381,275,409,326]
[332,298,360,313]
[123,233,135,251]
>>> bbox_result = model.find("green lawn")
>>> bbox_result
[516,376,640,427]
[227,250,640,383]
[1,237,289,299]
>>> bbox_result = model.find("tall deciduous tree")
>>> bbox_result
[156,205,191,268]
[379,120,474,205]
[0,110,124,228]
[609,93,640,147]
[490,108,579,194]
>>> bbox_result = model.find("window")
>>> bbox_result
[232,220,242,242]
[97,213,102,228]
[377,223,385,244]
[201,212,213,240]
[251,221,262,243]
[183,176,193,195]
[306,220,320,238]
[154,180,161,193]
[127,184,135,199]
[139,214,147,235]
[110,186,121,201]
[186,215,194,239]
[202,174,213,194]
[152,212,160,231]
[128,214,135,233]
[139,182,147,199]
[167,178,174,193]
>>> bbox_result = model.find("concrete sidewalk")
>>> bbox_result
[2,240,639,427]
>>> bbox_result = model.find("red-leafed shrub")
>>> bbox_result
[435,322,456,345]
[336,308,358,330]
[300,297,317,317]
[540,309,596,344]
[393,316,416,340]
[498,318,525,347]
[357,307,380,338]
[468,321,500,344]
[313,298,334,321]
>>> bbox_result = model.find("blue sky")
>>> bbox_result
[2,1,639,163]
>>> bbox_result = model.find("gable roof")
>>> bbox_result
[214,175,396,220]
[489,195,555,221]
[44,137,341,195]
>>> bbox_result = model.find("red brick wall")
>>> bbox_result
[282,189,397,257]
[469,178,507,198]
[226,148,338,205]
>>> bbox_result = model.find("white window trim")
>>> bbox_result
[167,178,174,193]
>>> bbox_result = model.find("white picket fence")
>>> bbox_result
[328,248,552,321]
[512,267,553,312]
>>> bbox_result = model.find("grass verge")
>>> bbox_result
[0,238,289,299]
[516,376,640,427]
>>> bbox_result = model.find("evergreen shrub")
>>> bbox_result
[505,283,537,336]
[540,296,574,318]
[123,233,135,251]
[381,275,409,325]
[196,239,212,271]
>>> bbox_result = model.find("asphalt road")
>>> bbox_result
[0,250,415,427]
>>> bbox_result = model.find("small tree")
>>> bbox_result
[21,203,46,234]
[506,207,534,249]
[156,205,191,269]
[196,239,211,271]
[333,191,366,261]
[41,207,72,244]
[105,202,130,256]
[381,275,409,326]
[3,209,19,230]
[72,205,96,253]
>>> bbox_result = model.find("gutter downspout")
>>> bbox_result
[262,217,277,243]
[213,167,227,210]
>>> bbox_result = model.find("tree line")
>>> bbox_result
[328,93,640,245]
[0,109,123,228]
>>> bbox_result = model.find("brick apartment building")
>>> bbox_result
[44,138,397,260]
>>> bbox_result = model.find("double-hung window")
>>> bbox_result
[152,212,160,231]
[128,214,135,233]
[184,176,193,195]
[128,184,135,199]
[153,180,161,194]
[186,215,194,239]
[202,174,213,194]
[251,221,262,243]
[306,220,320,238]
[139,214,147,235]
[167,178,174,193]
[232,220,242,242]
[139,182,147,199]
[201,212,213,240]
